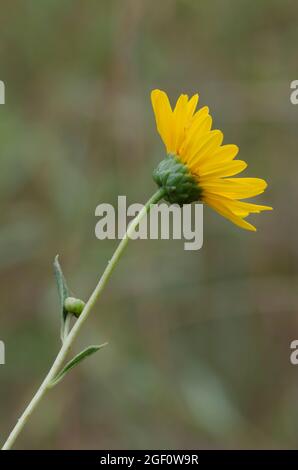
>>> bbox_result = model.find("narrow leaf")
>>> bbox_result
[53,255,70,341]
[49,343,108,388]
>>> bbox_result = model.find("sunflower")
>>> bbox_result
[151,89,272,231]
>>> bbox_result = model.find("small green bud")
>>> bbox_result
[64,297,85,317]
[153,154,202,205]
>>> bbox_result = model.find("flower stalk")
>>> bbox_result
[1,188,165,450]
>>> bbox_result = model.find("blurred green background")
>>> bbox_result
[0,0,296,449]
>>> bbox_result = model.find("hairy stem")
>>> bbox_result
[2,188,165,450]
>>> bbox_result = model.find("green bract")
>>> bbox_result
[153,154,202,205]
[153,155,202,206]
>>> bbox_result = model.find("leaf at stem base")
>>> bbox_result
[49,343,108,388]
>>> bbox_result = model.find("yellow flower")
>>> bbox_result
[151,89,272,231]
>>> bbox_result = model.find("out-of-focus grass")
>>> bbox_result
[0,0,297,449]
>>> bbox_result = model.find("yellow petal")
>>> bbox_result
[180,110,212,159]
[201,177,268,200]
[172,94,190,153]
[204,194,272,217]
[186,94,199,121]
[188,130,224,169]
[210,144,239,163]
[199,160,247,179]
[204,195,257,231]
[224,199,272,216]
[151,89,173,154]
[191,105,210,123]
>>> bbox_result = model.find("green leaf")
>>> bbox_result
[49,343,108,388]
[53,255,70,341]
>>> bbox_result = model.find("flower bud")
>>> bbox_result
[153,154,202,205]
[64,297,85,317]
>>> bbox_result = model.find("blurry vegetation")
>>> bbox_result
[0,0,297,449]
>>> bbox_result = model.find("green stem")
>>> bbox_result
[2,188,165,450]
